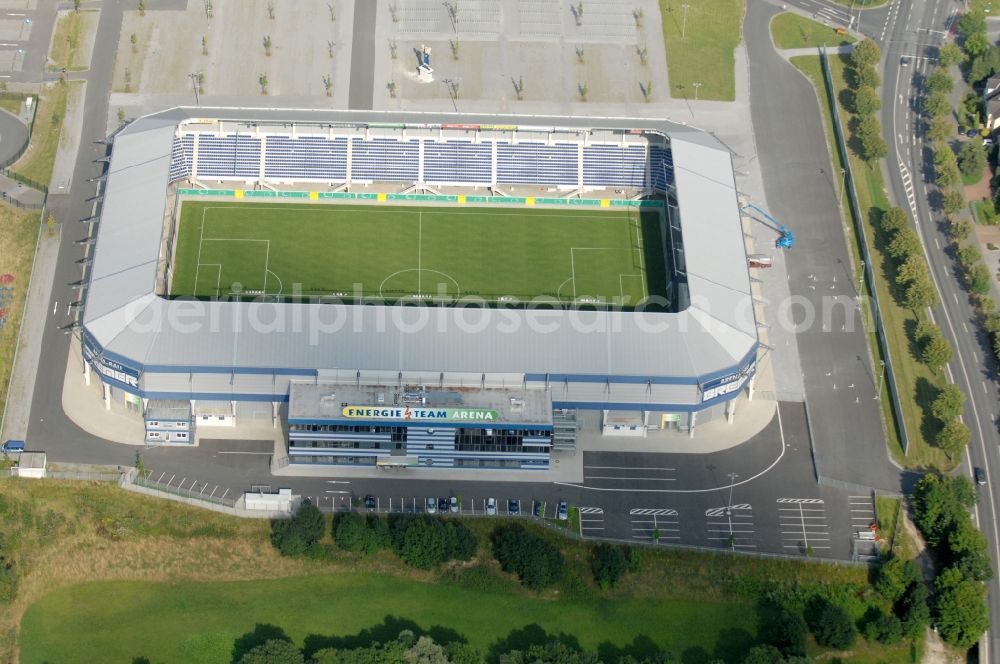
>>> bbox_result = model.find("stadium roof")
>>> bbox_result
[83,108,757,384]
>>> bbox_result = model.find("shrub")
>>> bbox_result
[863,607,904,645]
[761,606,808,656]
[897,581,931,638]
[958,141,987,178]
[876,557,921,602]
[590,543,628,589]
[387,514,478,569]
[491,523,564,590]
[810,602,857,649]
[332,512,382,553]
[238,639,305,664]
[270,499,325,557]
[935,567,990,649]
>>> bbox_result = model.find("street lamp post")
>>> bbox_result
[681,3,691,40]
[875,360,886,400]
[188,72,201,105]
[692,81,702,100]
[724,472,739,516]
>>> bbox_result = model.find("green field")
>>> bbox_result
[771,12,856,49]
[170,202,668,306]
[20,575,758,664]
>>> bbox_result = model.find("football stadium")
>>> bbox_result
[79,108,759,470]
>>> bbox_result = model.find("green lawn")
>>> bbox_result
[171,202,668,306]
[0,204,40,433]
[659,0,744,101]
[792,53,952,470]
[20,575,760,664]
[48,9,98,71]
[10,81,78,188]
[972,199,1000,225]
[771,12,856,49]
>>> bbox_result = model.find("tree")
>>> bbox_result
[760,606,807,656]
[896,254,929,286]
[923,91,951,119]
[950,219,973,242]
[964,30,990,58]
[939,43,966,67]
[263,35,273,56]
[741,645,785,664]
[957,242,982,270]
[928,114,954,142]
[941,189,966,216]
[898,581,931,638]
[270,499,324,557]
[876,556,921,601]
[957,141,986,179]
[911,474,976,546]
[925,67,954,95]
[138,0,145,16]
[948,517,993,581]
[491,523,564,590]
[859,131,888,163]
[405,636,449,664]
[811,602,856,650]
[932,384,966,422]
[130,32,137,53]
[259,73,269,95]
[966,263,992,295]
[863,607,905,645]
[202,35,208,55]
[921,331,953,370]
[887,228,922,260]
[117,107,125,124]
[267,0,275,19]
[854,64,880,89]
[855,112,881,143]
[905,274,940,310]
[937,418,971,458]
[332,512,377,552]
[880,207,909,234]
[935,567,990,649]
[590,543,628,589]
[850,39,882,69]
[238,639,305,664]
[958,10,987,41]
[852,86,881,115]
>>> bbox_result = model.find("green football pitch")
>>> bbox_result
[170,202,668,306]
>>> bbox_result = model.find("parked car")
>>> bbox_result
[1,440,24,454]
[557,501,569,521]
[450,496,459,513]
[975,467,987,486]
[363,494,376,510]
[967,129,979,138]
[438,497,449,513]
[900,56,909,66]
[508,499,519,515]
[426,497,437,514]
[486,497,497,515]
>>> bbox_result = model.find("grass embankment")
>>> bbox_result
[47,9,97,71]
[9,81,78,188]
[0,205,40,432]
[4,479,917,663]
[791,53,952,470]
[658,0,744,101]
[971,199,1000,225]
[771,13,856,49]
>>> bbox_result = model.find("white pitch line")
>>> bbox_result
[417,211,422,294]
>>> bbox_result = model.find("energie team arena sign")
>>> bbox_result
[342,406,500,422]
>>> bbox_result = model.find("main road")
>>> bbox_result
[839,0,1000,657]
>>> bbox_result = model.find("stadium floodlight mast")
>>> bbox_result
[188,72,201,105]
[442,78,460,111]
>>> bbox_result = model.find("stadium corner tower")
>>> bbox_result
[80,108,758,470]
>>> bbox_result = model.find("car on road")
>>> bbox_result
[450,496,459,513]
[363,494,376,510]
[438,497,449,513]
[557,501,568,521]
[486,497,497,515]
[900,56,909,66]
[975,467,987,486]
[532,501,542,517]
[508,499,519,515]
[426,497,437,514]
[0,440,24,454]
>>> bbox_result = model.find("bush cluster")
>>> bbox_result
[846,40,887,163]
[911,474,991,649]
[331,512,477,569]
[270,499,325,557]
[490,523,564,590]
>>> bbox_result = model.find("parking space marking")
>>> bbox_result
[849,495,876,532]
[579,506,605,536]
[778,498,831,551]
[629,508,680,542]
[583,464,676,484]
[705,503,755,549]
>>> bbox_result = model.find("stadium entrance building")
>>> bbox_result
[79,107,759,471]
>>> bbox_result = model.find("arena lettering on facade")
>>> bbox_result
[342,406,499,421]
